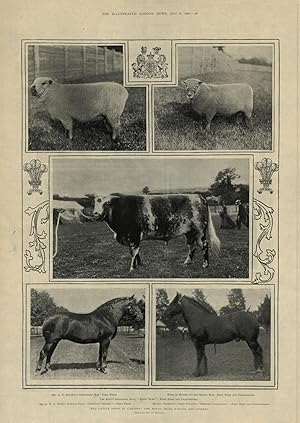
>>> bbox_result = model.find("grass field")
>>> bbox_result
[28,73,146,151]
[156,331,270,381]
[53,213,249,279]
[154,69,272,150]
[31,332,145,381]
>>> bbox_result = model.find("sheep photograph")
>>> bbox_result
[154,45,273,151]
[27,44,146,151]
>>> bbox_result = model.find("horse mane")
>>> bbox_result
[183,295,217,315]
[100,297,129,309]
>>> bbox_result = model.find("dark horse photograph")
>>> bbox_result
[155,286,272,383]
[29,286,146,383]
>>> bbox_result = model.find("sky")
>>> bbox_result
[159,287,271,313]
[52,157,249,197]
[224,45,273,62]
[36,287,145,313]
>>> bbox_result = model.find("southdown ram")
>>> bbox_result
[182,78,253,131]
[30,77,128,145]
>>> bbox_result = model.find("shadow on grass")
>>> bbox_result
[49,360,124,371]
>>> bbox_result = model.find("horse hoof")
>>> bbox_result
[99,368,107,374]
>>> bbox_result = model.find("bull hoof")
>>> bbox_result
[202,261,208,269]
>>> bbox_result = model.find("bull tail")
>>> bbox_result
[208,208,220,256]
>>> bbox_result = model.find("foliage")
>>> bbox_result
[256,294,271,332]
[156,289,169,320]
[209,168,239,204]
[142,186,150,195]
[238,57,272,67]
[31,289,67,326]
[219,289,246,315]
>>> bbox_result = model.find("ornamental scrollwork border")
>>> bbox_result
[253,198,276,283]
[24,201,49,273]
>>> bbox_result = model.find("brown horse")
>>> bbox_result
[35,295,143,374]
[164,293,264,377]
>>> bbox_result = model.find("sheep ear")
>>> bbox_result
[196,79,203,86]
[181,80,187,87]
[48,79,53,85]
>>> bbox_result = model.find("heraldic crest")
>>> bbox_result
[132,46,168,79]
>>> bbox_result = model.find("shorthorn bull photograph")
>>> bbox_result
[29,286,146,383]
[155,287,272,383]
[154,44,273,150]
[27,44,146,151]
[52,157,250,279]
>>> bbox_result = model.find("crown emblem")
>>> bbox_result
[23,159,48,195]
[255,158,279,194]
[132,46,168,79]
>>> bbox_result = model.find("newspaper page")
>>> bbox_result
[1,0,298,422]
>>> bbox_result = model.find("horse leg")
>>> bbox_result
[98,337,111,373]
[193,339,205,377]
[246,340,264,373]
[97,341,103,371]
[45,341,59,372]
[36,342,53,373]
[184,233,197,265]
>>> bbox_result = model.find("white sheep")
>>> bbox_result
[181,78,253,131]
[30,77,128,145]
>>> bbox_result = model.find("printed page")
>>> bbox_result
[0,1,298,422]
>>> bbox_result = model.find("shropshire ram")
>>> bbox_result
[30,77,128,144]
[182,78,253,131]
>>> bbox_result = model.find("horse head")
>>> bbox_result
[164,292,183,318]
[126,295,143,322]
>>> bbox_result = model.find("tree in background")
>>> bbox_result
[156,289,169,320]
[257,294,271,333]
[191,289,216,313]
[31,289,67,326]
[209,168,249,205]
[219,288,246,315]
[142,186,150,195]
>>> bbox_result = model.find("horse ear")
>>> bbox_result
[130,294,135,300]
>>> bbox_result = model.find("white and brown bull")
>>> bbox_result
[92,193,220,272]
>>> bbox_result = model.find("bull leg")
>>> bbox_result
[135,253,142,266]
[184,233,197,265]
[129,242,140,272]
[196,234,209,268]
[246,340,264,374]
[45,341,59,372]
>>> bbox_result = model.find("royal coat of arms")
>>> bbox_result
[132,47,168,79]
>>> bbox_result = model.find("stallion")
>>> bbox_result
[164,293,264,376]
[35,295,143,374]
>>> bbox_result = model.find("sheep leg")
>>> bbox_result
[105,115,121,140]
[204,113,215,132]
[60,117,73,147]
[243,111,252,128]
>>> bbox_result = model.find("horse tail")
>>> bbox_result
[208,208,221,256]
